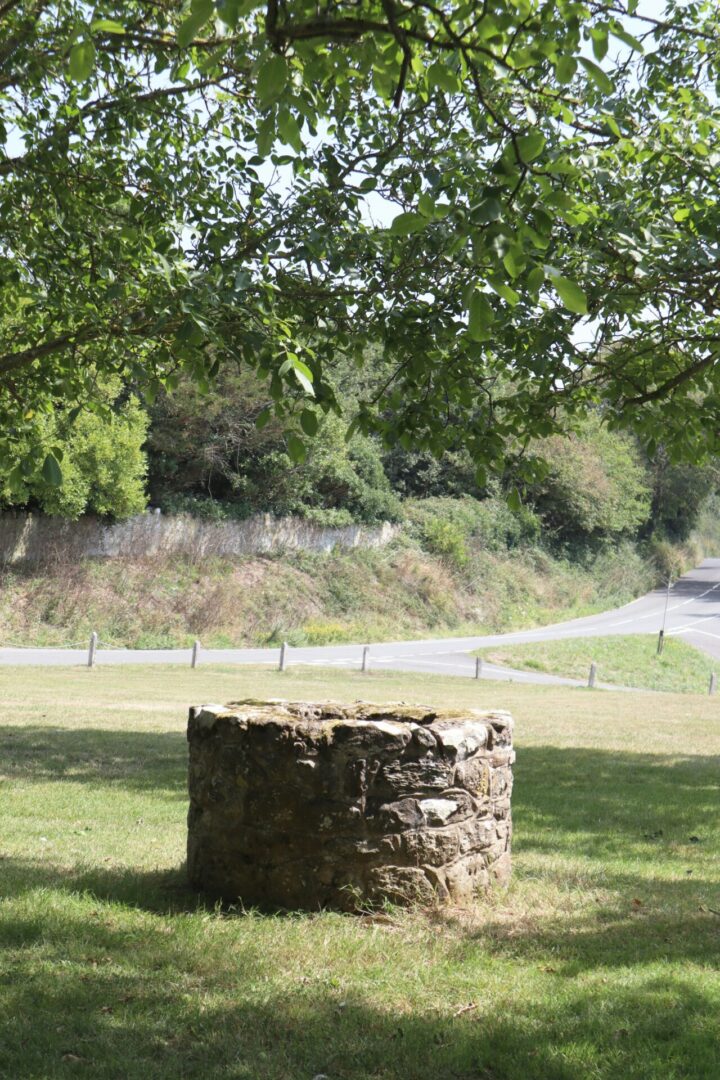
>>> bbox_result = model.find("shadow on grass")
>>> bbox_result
[0,855,202,917]
[1,896,718,1080]
[2,724,718,947]
[511,744,719,877]
[0,724,187,794]
[2,726,720,1077]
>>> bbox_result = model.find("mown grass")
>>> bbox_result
[1,664,719,1079]
[477,633,718,694]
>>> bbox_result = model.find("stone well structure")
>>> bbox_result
[187,700,514,911]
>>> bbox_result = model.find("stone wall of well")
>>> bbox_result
[0,510,398,566]
[187,700,514,911]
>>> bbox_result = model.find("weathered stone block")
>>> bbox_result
[187,701,513,911]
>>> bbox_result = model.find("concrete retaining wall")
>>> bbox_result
[0,510,398,566]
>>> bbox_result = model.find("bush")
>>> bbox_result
[421,518,469,567]
[647,537,698,583]
[525,415,651,546]
[405,495,541,559]
[645,450,720,542]
[589,542,655,604]
[148,372,401,524]
[1,389,148,520]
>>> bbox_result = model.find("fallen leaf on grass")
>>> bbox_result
[453,1002,478,1017]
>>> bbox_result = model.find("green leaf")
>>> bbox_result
[516,130,546,164]
[290,357,315,396]
[602,112,621,138]
[579,57,615,96]
[68,40,96,82]
[417,191,435,219]
[427,62,460,94]
[389,212,427,236]
[474,198,503,224]
[503,246,525,279]
[590,27,609,62]
[255,406,272,430]
[548,272,588,314]
[300,408,319,436]
[217,0,261,27]
[90,19,125,33]
[256,115,275,157]
[7,464,24,494]
[286,433,307,463]
[507,487,522,512]
[488,277,520,307]
[177,0,214,47]
[555,55,577,84]
[526,264,545,294]
[277,108,302,153]
[610,22,644,54]
[344,418,360,444]
[257,55,289,109]
[467,290,495,341]
[42,452,63,487]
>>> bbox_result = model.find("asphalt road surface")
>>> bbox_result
[3,558,720,688]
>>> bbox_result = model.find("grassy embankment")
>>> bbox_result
[477,634,720,694]
[0,537,658,649]
[1,663,719,1079]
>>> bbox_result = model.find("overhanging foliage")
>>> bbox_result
[1,0,718,486]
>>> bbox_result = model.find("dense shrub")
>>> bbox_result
[405,495,541,566]
[645,449,720,542]
[383,446,483,499]
[525,415,652,545]
[147,373,401,524]
[1,390,148,520]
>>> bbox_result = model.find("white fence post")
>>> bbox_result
[279,641,288,672]
[362,645,370,673]
[191,640,200,669]
[475,657,482,680]
[87,631,98,669]
[588,662,597,689]
[709,672,717,696]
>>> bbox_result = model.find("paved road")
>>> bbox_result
[3,558,720,687]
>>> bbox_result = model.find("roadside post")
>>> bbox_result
[475,656,483,680]
[279,641,288,672]
[588,661,597,688]
[710,673,717,696]
[191,640,200,669]
[87,631,98,669]
[361,645,370,673]
[657,576,673,655]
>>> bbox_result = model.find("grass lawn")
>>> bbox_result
[1,663,719,1079]
[477,633,719,694]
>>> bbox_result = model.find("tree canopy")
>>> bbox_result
[1,0,718,489]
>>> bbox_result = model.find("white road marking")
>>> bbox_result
[670,627,720,642]
[666,611,720,635]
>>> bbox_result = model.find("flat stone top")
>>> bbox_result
[188,700,512,745]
